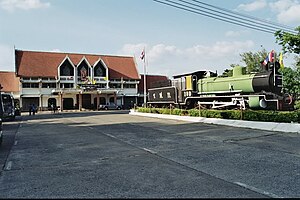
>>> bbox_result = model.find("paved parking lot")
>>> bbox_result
[0,111,299,198]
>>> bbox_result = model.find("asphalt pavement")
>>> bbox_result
[129,109,300,133]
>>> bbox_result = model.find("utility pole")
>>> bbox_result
[140,48,147,107]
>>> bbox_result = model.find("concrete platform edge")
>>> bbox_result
[129,109,300,134]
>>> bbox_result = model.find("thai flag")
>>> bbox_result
[263,50,275,66]
[263,55,269,66]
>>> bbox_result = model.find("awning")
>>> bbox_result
[20,94,41,98]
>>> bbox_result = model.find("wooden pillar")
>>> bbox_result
[79,93,82,111]
[96,93,99,110]
[39,95,42,111]
[60,92,63,112]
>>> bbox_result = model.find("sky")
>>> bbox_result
[0,0,299,78]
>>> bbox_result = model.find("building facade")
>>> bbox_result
[15,50,142,111]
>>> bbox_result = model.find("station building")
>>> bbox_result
[0,49,169,112]
[14,49,144,111]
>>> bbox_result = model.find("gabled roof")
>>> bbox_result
[0,71,20,92]
[15,50,140,79]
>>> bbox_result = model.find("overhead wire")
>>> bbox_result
[154,0,275,34]
[184,0,297,34]
[153,0,297,35]
[191,0,296,33]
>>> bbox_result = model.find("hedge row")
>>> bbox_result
[136,107,299,123]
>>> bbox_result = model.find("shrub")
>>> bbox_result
[294,100,300,110]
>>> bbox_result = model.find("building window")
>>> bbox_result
[31,83,39,88]
[96,84,106,89]
[42,83,56,88]
[77,61,89,81]
[124,84,136,88]
[22,83,39,88]
[22,83,30,88]
[94,62,106,77]
[60,60,74,76]
[109,83,121,88]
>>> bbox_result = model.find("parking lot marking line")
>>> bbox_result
[5,161,12,171]
[143,148,157,154]
[234,182,280,198]
[106,134,116,139]
[14,141,18,145]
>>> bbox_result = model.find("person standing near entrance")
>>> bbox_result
[29,104,32,116]
[32,104,36,115]
[50,103,54,114]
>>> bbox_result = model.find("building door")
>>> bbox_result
[63,98,74,110]
[22,97,39,111]
[93,97,97,110]
[82,94,91,109]
[48,98,57,109]
[124,97,136,109]
[99,97,106,105]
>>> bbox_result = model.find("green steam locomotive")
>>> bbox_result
[148,61,293,110]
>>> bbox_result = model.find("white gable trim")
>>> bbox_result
[57,56,76,80]
[77,56,92,69]
[93,58,109,78]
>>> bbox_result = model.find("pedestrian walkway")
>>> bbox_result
[129,109,300,133]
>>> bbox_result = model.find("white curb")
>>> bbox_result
[129,109,300,133]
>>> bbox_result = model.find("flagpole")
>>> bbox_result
[143,47,147,107]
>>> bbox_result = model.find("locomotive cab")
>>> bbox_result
[173,70,217,103]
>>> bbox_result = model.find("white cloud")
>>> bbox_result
[225,31,241,37]
[270,0,300,24]
[0,45,14,71]
[0,0,50,12]
[237,0,267,11]
[119,41,255,77]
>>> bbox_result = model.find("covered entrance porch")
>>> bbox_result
[52,88,119,111]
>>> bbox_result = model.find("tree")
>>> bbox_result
[220,64,237,77]
[295,55,300,67]
[275,26,300,54]
[239,49,280,74]
[280,67,300,98]
[239,49,268,73]
[275,26,300,100]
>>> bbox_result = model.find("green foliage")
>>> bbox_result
[239,49,280,73]
[220,64,238,77]
[275,26,300,54]
[240,49,267,73]
[136,107,300,123]
[295,55,300,67]
[280,66,300,98]
[220,68,233,77]
[294,100,300,110]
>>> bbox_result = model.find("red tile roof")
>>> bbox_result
[15,50,140,79]
[0,71,20,92]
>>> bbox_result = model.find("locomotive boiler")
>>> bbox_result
[148,61,293,110]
